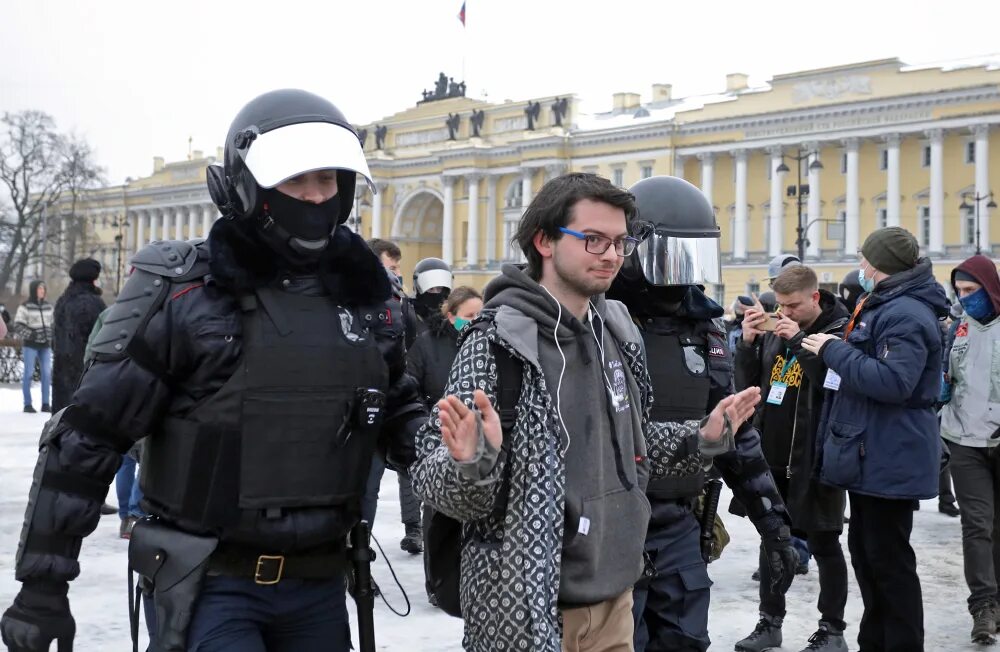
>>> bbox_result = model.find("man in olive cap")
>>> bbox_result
[801,226,949,652]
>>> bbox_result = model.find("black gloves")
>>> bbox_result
[1,581,75,652]
[761,524,799,595]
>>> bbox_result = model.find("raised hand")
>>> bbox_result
[701,387,761,442]
[438,390,502,462]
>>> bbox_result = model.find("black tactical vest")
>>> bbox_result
[642,327,711,499]
[142,286,389,539]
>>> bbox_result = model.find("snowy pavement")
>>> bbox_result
[0,384,971,650]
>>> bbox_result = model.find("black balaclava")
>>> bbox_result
[414,291,448,319]
[257,188,341,265]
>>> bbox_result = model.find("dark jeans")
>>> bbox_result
[848,492,924,652]
[116,455,146,519]
[759,529,847,629]
[360,455,421,527]
[186,576,351,652]
[946,441,1000,610]
[632,500,712,652]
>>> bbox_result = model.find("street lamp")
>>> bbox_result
[111,215,130,294]
[775,148,823,261]
[959,191,997,255]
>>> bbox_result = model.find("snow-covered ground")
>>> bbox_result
[0,383,970,650]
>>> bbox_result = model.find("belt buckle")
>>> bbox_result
[254,554,285,585]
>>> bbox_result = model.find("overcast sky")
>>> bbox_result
[2,0,998,185]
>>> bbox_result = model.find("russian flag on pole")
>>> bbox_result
[458,1,466,26]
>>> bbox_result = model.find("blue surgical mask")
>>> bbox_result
[858,264,875,293]
[453,317,470,332]
[960,288,994,322]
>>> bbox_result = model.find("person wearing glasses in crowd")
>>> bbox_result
[412,172,760,651]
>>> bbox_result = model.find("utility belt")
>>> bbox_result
[206,543,346,584]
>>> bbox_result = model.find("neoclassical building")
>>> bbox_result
[58,56,1000,306]
[353,57,1000,305]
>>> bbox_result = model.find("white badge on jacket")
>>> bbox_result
[823,369,842,391]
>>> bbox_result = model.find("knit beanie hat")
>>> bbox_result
[69,258,101,283]
[861,227,919,275]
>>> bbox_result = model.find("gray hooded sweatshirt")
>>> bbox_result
[479,266,650,605]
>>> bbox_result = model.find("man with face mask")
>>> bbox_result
[408,257,454,333]
[939,255,1000,644]
[0,89,427,652]
[803,226,949,652]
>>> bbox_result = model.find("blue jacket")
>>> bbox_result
[816,260,949,500]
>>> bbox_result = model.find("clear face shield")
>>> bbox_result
[635,228,722,286]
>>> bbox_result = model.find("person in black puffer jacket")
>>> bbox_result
[51,259,106,413]
[407,285,482,607]
[407,286,483,408]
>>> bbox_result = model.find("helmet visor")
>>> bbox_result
[635,230,721,286]
[241,122,376,193]
[415,269,454,294]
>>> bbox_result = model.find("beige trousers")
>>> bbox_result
[561,590,634,652]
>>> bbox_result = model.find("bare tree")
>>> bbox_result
[0,111,103,296]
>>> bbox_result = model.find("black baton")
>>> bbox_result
[700,477,723,563]
[349,520,377,652]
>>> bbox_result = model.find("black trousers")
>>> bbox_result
[759,529,847,629]
[848,492,924,652]
[946,441,1000,610]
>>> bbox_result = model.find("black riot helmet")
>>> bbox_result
[209,89,373,222]
[618,175,721,288]
[411,257,453,319]
[838,269,864,313]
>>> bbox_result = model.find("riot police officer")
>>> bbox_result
[0,89,426,652]
[607,175,799,652]
[408,257,453,328]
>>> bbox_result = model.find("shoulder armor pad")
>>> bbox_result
[130,239,208,283]
[710,317,728,335]
[89,241,210,358]
[89,266,170,358]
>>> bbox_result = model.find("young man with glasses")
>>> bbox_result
[412,172,760,651]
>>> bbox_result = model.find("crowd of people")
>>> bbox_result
[0,87,997,652]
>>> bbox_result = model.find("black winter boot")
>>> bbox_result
[400,523,423,554]
[735,613,783,651]
[799,621,847,651]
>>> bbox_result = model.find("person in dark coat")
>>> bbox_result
[803,227,950,652]
[406,285,482,606]
[51,259,106,412]
[407,286,483,408]
[735,265,850,651]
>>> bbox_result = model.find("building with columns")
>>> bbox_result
[39,150,223,297]
[355,58,1000,306]
[48,56,1000,305]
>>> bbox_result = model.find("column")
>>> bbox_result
[160,208,171,241]
[885,134,901,227]
[125,212,135,259]
[202,204,215,238]
[135,210,146,249]
[466,173,481,268]
[521,168,535,209]
[485,175,498,264]
[174,207,186,240]
[371,183,386,239]
[768,146,784,257]
[733,149,748,260]
[698,153,714,205]
[186,205,197,239]
[673,154,685,179]
[844,139,861,255]
[806,145,822,258]
[974,125,991,252]
[442,176,455,266]
[928,130,944,254]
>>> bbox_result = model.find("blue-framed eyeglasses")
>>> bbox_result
[558,227,640,257]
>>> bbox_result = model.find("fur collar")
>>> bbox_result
[206,217,390,305]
